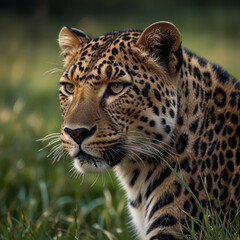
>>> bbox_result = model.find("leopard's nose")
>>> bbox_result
[64,126,97,147]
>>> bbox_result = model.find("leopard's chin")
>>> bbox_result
[73,152,110,173]
[72,143,127,173]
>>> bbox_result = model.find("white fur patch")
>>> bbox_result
[73,158,109,173]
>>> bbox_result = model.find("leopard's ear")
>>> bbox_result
[58,27,91,66]
[137,21,182,77]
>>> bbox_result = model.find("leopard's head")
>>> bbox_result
[58,22,182,173]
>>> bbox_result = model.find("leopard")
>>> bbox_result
[57,21,240,239]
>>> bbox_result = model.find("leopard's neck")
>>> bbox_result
[114,158,157,240]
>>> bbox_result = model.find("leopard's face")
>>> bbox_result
[58,24,181,173]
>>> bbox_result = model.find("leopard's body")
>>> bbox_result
[57,22,240,239]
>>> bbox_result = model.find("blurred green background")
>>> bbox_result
[0,0,240,239]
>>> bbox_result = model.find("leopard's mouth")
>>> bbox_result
[73,143,126,173]
[76,151,101,162]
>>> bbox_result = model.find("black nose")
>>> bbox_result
[64,126,97,147]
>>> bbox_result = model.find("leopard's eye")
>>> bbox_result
[64,83,75,95]
[109,83,124,95]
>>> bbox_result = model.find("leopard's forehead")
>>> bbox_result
[74,31,141,70]
[62,30,142,86]
[88,29,142,52]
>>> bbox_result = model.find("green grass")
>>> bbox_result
[0,3,240,239]
[183,205,240,240]
[162,159,240,240]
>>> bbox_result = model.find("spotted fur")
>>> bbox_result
[57,22,240,239]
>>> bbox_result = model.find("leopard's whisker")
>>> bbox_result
[37,133,60,142]
[39,138,61,151]
[44,67,64,75]
[90,173,100,188]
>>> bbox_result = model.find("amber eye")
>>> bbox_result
[64,83,75,95]
[109,83,124,95]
